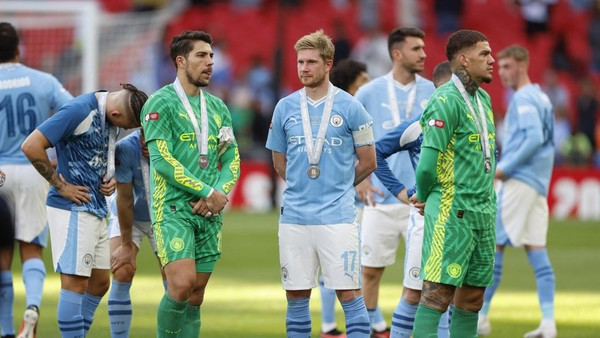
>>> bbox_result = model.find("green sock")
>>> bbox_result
[449,307,478,338]
[156,293,189,338]
[413,304,443,338]
[180,304,201,337]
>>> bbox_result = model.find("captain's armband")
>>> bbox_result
[353,123,374,146]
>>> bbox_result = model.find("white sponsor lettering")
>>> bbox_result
[0,77,31,90]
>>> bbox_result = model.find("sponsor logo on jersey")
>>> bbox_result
[145,112,159,121]
[330,114,344,127]
[428,119,445,128]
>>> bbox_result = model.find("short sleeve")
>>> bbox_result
[265,100,287,153]
[420,93,459,152]
[141,95,172,143]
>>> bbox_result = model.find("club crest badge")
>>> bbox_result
[330,115,344,127]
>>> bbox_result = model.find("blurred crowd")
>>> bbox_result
[97,0,600,168]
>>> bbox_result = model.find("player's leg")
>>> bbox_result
[391,207,423,338]
[361,204,408,336]
[318,275,345,337]
[451,223,495,338]
[280,223,318,337]
[155,218,197,338]
[108,218,144,338]
[319,221,369,338]
[17,241,46,338]
[523,194,556,338]
[0,192,15,338]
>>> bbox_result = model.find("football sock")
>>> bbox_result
[447,303,454,326]
[390,298,417,337]
[527,249,555,319]
[437,310,450,338]
[371,305,387,331]
[81,293,102,334]
[481,250,504,315]
[57,289,84,338]
[22,258,45,309]
[286,297,311,338]
[179,304,200,338]
[318,276,337,331]
[108,280,132,338]
[449,307,478,338]
[341,295,370,338]
[0,271,14,336]
[413,304,442,337]
[157,292,188,337]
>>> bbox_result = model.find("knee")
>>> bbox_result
[168,275,195,301]
[403,288,421,305]
[336,289,361,303]
[90,276,110,297]
[112,265,135,283]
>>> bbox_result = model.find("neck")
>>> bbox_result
[392,66,416,85]
[514,76,531,91]
[305,80,330,100]
[177,72,200,96]
[455,67,480,95]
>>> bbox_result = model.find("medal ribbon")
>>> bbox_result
[99,92,118,180]
[173,78,208,164]
[386,72,417,125]
[300,82,335,167]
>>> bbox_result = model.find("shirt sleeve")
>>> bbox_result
[50,75,73,110]
[349,99,374,146]
[420,92,460,153]
[265,100,287,153]
[37,100,88,146]
[115,140,134,184]
[214,103,240,194]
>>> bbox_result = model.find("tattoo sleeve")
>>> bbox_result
[31,159,64,190]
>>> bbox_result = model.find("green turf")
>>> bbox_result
[7,212,600,337]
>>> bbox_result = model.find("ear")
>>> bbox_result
[325,59,333,72]
[458,53,469,68]
[391,48,402,60]
[176,55,186,69]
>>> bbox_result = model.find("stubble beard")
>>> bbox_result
[186,68,209,88]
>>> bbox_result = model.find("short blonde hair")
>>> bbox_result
[497,44,529,64]
[294,29,335,62]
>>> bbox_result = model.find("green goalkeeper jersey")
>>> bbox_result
[419,81,496,227]
[141,84,240,223]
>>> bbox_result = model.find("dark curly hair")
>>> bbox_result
[120,83,148,126]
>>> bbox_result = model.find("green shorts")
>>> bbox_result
[421,210,496,287]
[153,217,222,273]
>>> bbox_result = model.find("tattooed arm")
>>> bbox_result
[21,130,91,205]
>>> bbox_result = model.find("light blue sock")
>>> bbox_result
[81,293,102,335]
[57,289,84,338]
[286,297,311,338]
[481,251,504,315]
[390,298,417,338]
[447,303,454,326]
[108,281,132,338]
[372,305,387,330]
[0,271,15,336]
[22,258,46,308]
[437,310,450,338]
[318,276,337,327]
[527,249,555,319]
[341,295,370,338]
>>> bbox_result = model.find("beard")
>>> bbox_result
[186,68,209,87]
[482,74,493,84]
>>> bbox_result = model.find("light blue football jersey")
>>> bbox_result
[38,92,111,218]
[108,130,150,222]
[355,73,435,204]
[0,63,72,164]
[266,86,374,225]
[498,84,555,196]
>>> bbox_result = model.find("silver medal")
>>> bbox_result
[307,164,320,179]
[484,158,491,173]
[199,155,209,169]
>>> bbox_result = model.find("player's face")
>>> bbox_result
[395,36,426,73]
[183,40,214,87]
[464,41,494,84]
[297,49,332,88]
[498,57,520,90]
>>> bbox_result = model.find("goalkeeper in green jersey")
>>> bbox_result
[411,29,497,338]
[141,30,240,338]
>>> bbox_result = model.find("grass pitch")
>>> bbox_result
[8,211,600,337]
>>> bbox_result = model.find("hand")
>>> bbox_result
[409,194,426,216]
[206,190,228,215]
[494,168,506,180]
[355,178,383,206]
[57,174,91,205]
[396,188,410,204]
[100,176,117,196]
[110,242,137,273]
[190,199,211,218]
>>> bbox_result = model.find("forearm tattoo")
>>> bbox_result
[455,66,480,95]
[31,159,64,190]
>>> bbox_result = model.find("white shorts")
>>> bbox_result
[108,214,157,252]
[403,206,425,290]
[279,221,361,290]
[0,164,49,245]
[361,202,410,267]
[47,207,110,277]
[496,179,549,247]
